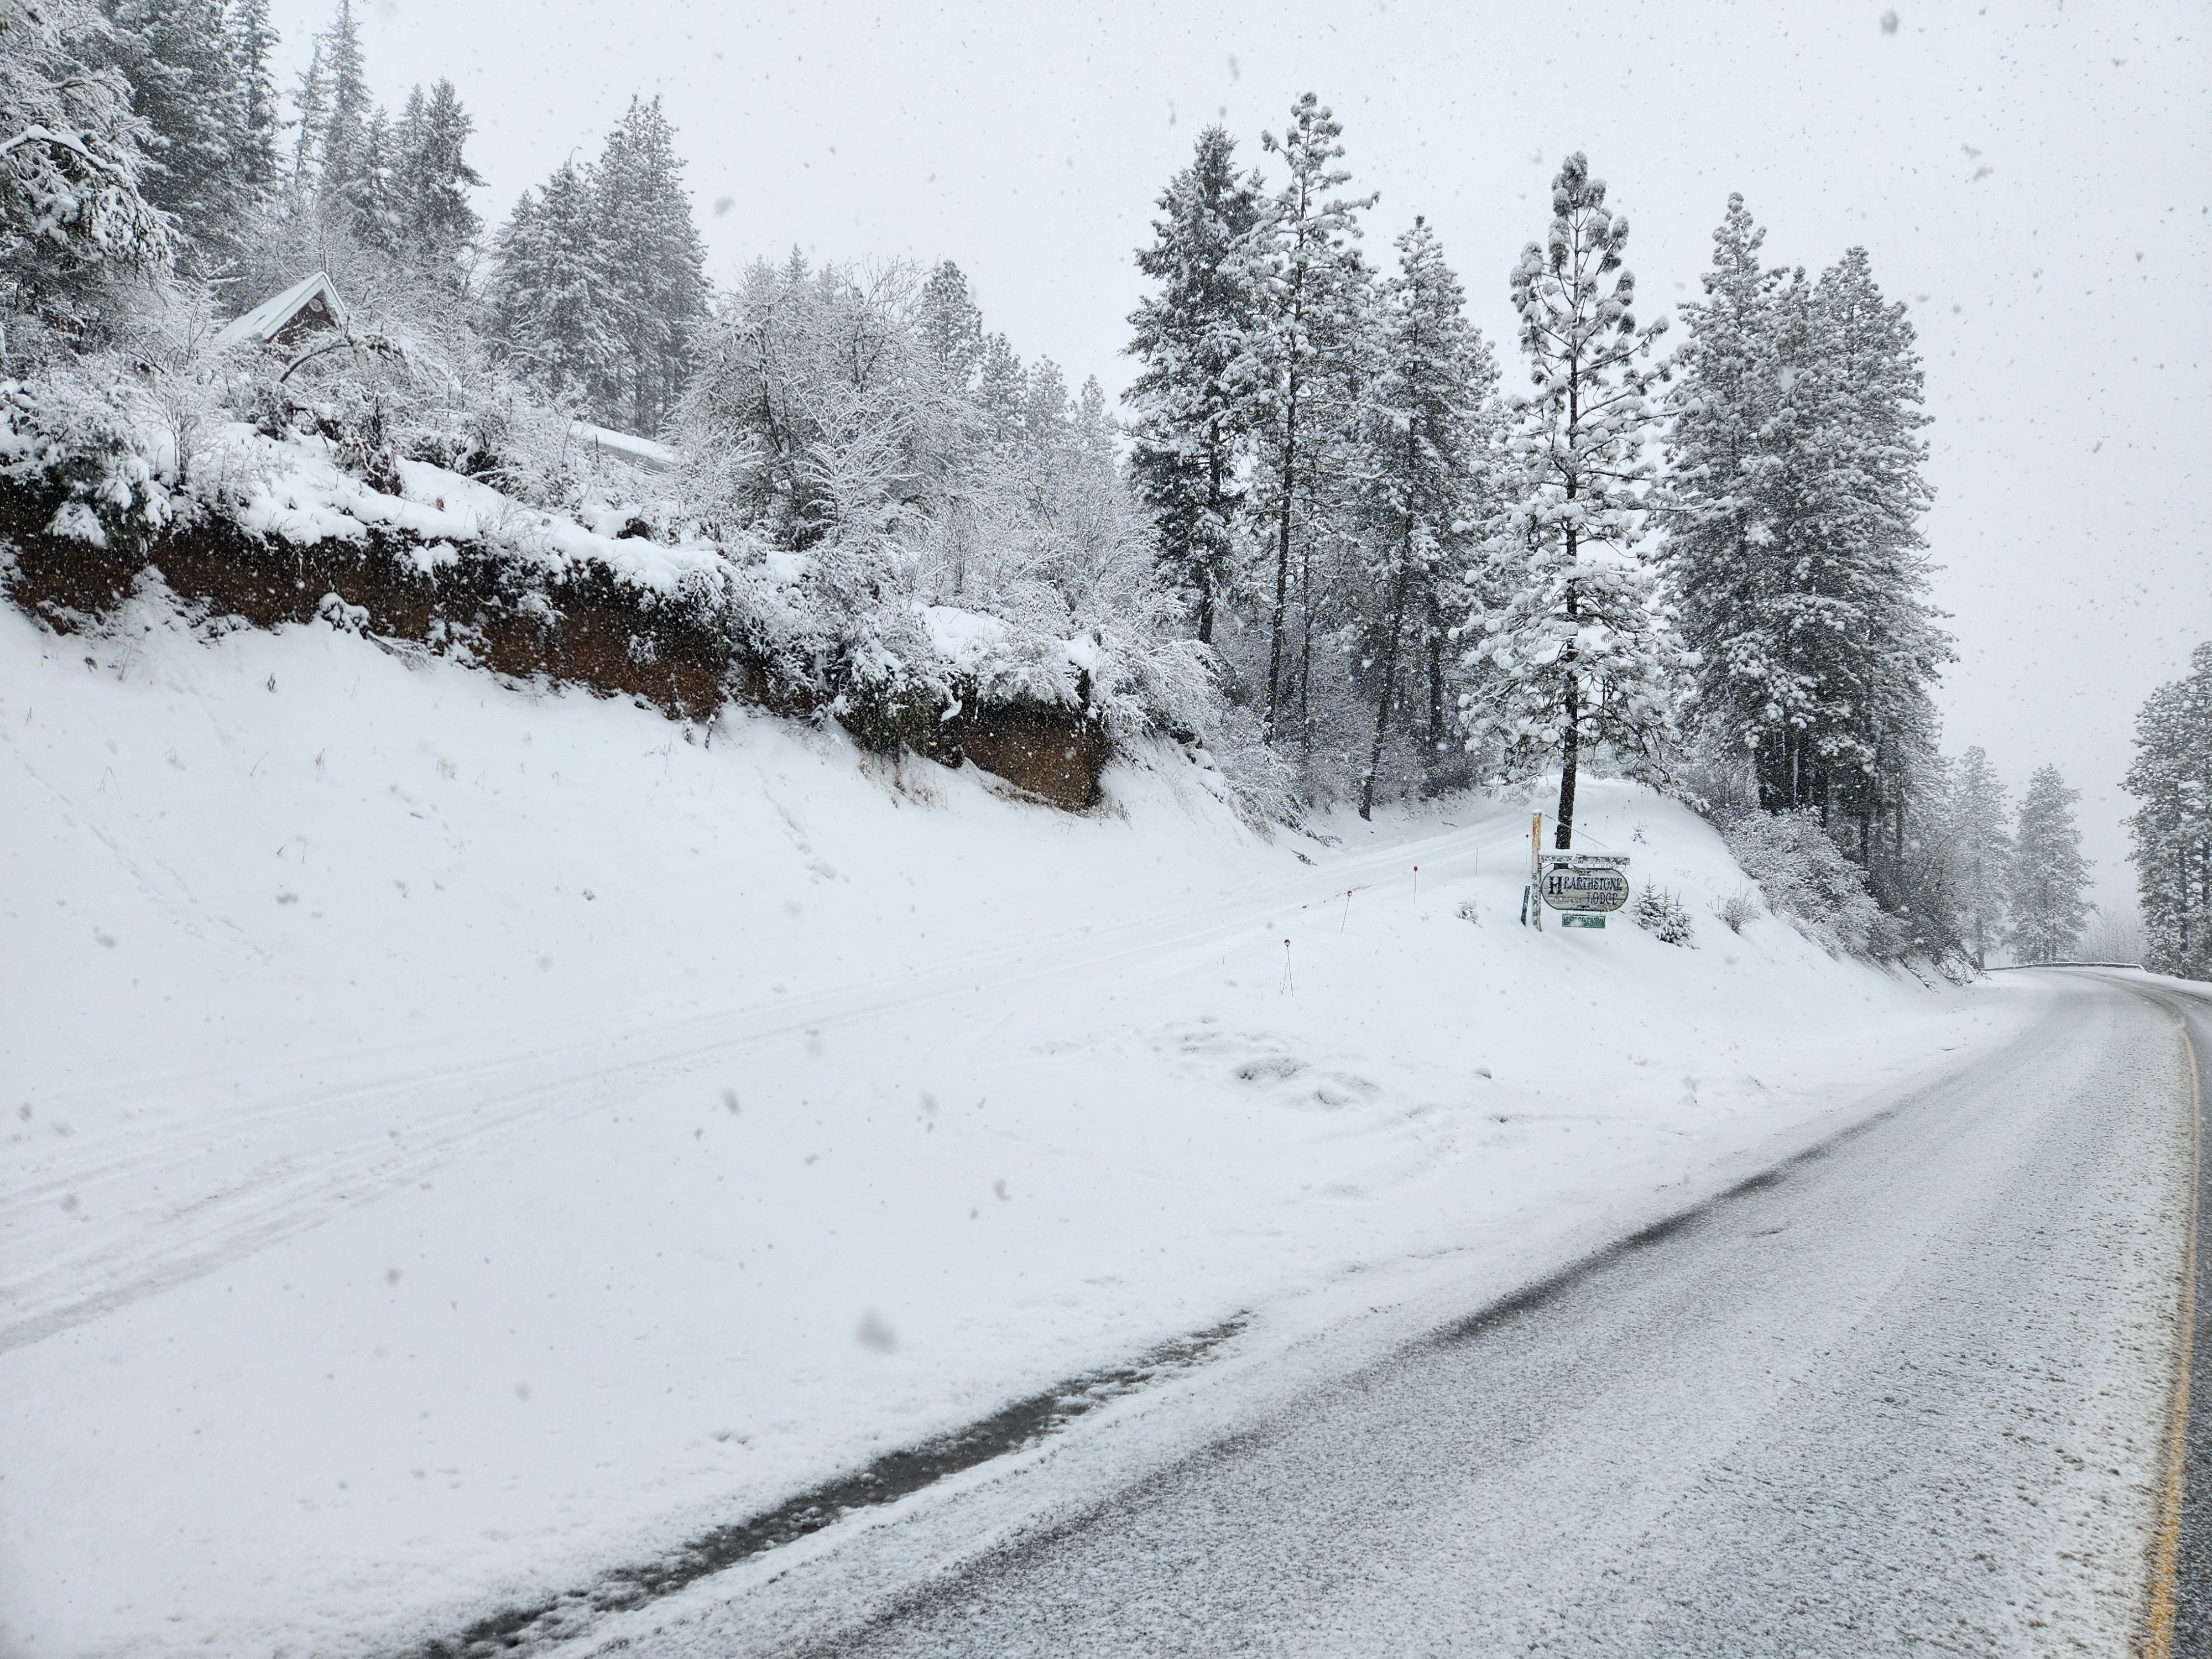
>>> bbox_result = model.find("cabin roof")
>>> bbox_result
[213,272,349,352]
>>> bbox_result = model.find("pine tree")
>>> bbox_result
[2008,765,2092,964]
[1352,216,1495,818]
[1462,153,1684,848]
[485,158,612,406]
[2125,643,2212,980]
[1124,124,1266,645]
[591,96,710,435]
[1662,195,1799,775]
[1794,248,1952,877]
[974,331,1026,450]
[0,0,174,315]
[917,259,984,393]
[1023,356,1071,452]
[288,36,325,189]
[312,0,371,228]
[1662,202,1952,896]
[347,105,399,253]
[1950,746,2012,969]
[225,0,280,197]
[1252,93,1374,740]
[90,0,259,264]
[390,79,482,284]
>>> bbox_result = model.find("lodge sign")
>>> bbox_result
[1539,865,1631,914]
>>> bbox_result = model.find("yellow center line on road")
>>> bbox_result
[2146,997,2203,1659]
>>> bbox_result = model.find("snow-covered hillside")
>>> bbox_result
[0,601,2020,1659]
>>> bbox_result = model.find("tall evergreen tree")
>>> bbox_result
[917,259,985,393]
[1950,745,2012,969]
[1664,201,1952,891]
[1462,153,1683,848]
[2008,765,2092,963]
[591,96,710,435]
[347,105,399,253]
[1796,248,1952,874]
[392,79,481,282]
[1352,217,1494,818]
[91,0,258,263]
[1124,124,1266,645]
[288,35,325,189]
[974,331,1026,450]
[2125,643,2212,980]
[225,0,280,196]
[1251,93,1374,739]
[1662,195,1798,776]
[312,0,371,221]
[485,158,612,406]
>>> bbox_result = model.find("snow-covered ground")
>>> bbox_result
[0,597,2026,1658]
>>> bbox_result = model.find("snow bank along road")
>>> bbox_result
[592,969,2199,1658]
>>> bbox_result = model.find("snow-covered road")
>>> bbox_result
[627,969,2196,1657]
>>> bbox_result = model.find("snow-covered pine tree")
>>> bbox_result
[2125,643,2212,980]
[1352,216,1494,818]
[1949,745,2012,969]
[1663,204,1951,896]
[1023,356,1071,454]
[1661,195,1799,776]
[911,260,991,587]
[974,331,1026,451]
[484,158,612,407]
[1124,124,1266,645]
[90,0,259,266]
[390,79,482,286]
[590,96,710,436]
[225,0,280,199]
[1461,152,1684,848]
[1796,248,1952,878]
[346,106,399,253]
[917,260,985,395]
[288,35,325,190]
[484,186,541,349]
[1877,750,1976,960]
[310,0,372,232]
[1251,93,1374,740]
[2008,765,2092,964]
[0,0,174,322]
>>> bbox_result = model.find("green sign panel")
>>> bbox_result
[1560,912,1606,929]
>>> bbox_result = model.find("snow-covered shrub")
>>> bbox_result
[1456,899,1480,926]
[1194,700,1299,830]
[1720,809,1880,958]
[1716,888,1762,934]
[0,360,168,549]
[1634,886,1695,946]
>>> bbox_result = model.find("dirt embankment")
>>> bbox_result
[0,484,1113,810]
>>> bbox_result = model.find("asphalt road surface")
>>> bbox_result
[787,972,2201,1658]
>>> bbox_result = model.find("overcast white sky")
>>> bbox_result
[278,0,2208,905]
